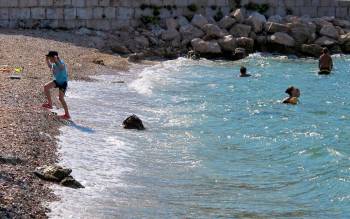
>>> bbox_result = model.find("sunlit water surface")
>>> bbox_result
[49,54,350,218]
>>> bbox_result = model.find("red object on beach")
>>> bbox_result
[42,103,53,109]
[58,114,71,120]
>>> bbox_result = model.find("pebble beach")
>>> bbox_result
[0,29,129,218]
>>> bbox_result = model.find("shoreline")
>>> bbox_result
[0,29,130,218]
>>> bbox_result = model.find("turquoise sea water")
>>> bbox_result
[49,54,350,218]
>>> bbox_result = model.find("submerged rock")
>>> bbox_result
[123,115,145,130]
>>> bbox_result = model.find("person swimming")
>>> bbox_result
[239,66,251,77]
[318,48,333,75]
[283,86,300,105]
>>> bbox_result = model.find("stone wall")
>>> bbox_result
[0,0,232,30]
[0,0,349,31]
[243,0,350,19]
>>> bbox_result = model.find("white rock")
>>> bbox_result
[268,32,296,47]
[231,8,245,23]
[191,38,222,54]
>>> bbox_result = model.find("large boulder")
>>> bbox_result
[109,41,130,54]
[266,22,289,33]
[233,47,248,60]
[218,35,237,52]
[166,18,179,30]
[231,8,245,23]
[300,44,323,57]
[333,19,350,28]
[246,12,266,33]
[123,115,145,130]
[177,16,190,27]
[203,24,226,39]
[218,16,236,30]
[268,15,283,23]
[191,14,209,30]
[229,23,252,37]
[314,36,337,46]
[287,22,316,45]
[320,25,339,39]
[161,29,181,41]
[268,32,296,47]
[34,165,72,182]
[312,18,333,32]
[134,36,149,48]
[179,24,205,45]
[236,37,254,52]
[191,38,222,54]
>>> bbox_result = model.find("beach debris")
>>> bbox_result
[128,53,145,63]
[92,58,105,65]
[34,165,84,189]
[123,114,145,130]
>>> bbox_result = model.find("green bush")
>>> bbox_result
[187,4,198,12]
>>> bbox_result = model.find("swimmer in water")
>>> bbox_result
[239,66,251,77]
[283,86,300,105]
[318,48,333,75]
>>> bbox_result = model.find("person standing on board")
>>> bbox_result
[42,51,71,120]
[318,48,333,75]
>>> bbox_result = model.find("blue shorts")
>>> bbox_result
[53,80,68,93]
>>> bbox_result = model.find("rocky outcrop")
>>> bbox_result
[123,114,145,130]
[34,165,84,189]
[99,11,350,61]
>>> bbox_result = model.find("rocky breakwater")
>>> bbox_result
[95,9,350,60]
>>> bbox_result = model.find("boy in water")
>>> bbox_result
[239,66,251,77]
[319,48,333,75]
[42,51,71,120]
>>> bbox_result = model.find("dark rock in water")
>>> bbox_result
[60,176,85,189]
[300,44,323,57]
[34,165,72,182]
[232,48,247,60]
[0,156,23,165]
[128,53,144,63]
[123,115,145,130]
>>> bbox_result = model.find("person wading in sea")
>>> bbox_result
[318,48,333,75]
